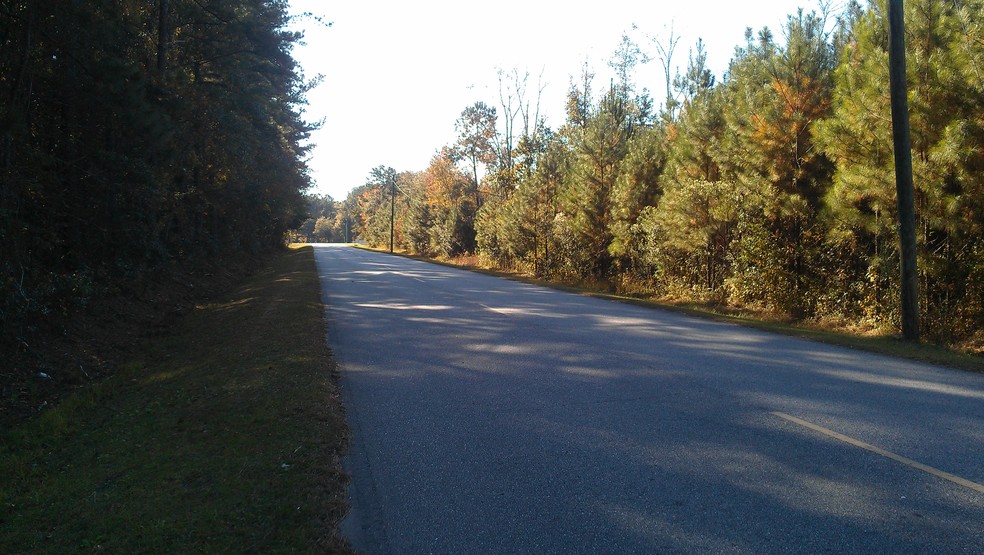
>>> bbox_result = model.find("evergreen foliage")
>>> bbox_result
[1,1,315,366]
[341,0,984,348]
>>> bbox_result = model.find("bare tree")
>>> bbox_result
[651,22,682,120]
[496,70,521,178]
[495,68,548,182]
[511,67,547,139]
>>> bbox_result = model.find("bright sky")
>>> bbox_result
[287,0,832,201]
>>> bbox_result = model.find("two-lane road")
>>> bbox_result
[314,244,983,554]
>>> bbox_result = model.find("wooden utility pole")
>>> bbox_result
[888,0,920,341]
[389,177,395,253]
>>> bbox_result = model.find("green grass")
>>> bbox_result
[360,245,984,374]
[0,245,353,553]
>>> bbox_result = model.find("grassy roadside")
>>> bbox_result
[361,245,984,374]
[0,245,353,553]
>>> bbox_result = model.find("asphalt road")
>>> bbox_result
[313,244,984,554]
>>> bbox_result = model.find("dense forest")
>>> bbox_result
[341,0,984,349]
[1,0,314,406]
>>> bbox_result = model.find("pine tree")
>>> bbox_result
[716,11,837,315]
[497,136,569,275]
[608,125,667,270]
[817,0,984,340]
[558,86,636,278]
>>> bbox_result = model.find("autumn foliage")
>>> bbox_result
[343,2,984,350]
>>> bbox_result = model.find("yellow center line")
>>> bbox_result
[772,411,984,496]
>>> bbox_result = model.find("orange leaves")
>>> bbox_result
[421,153,471,211]
[747,74,832,192]
[771,75,832,130]
[356,187,385,226]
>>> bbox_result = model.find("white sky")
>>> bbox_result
[287,0,832,201]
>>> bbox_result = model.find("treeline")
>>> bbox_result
[346,0,984,347]
[294,194,350,243]
[1,2,313,359]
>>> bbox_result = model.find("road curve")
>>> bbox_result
[313,244,984,554]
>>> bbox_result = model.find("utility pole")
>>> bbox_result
[389,176,396,253]
[888,0,920,342]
